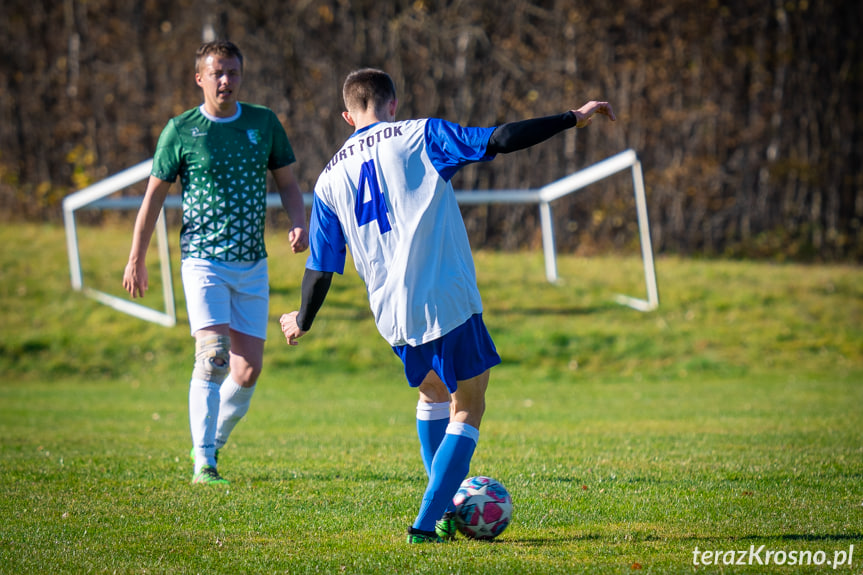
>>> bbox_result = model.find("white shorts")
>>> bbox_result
[181,258,269,340]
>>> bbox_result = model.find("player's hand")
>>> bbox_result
[279,311,307,346]
[123,260,148,298]
[573,101,616,128]
[289,226,309,254]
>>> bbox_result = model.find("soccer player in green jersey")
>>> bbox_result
[123,41,308,485]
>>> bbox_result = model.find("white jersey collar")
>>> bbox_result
[199,103,242,123]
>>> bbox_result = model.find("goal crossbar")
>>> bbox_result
[62,148,657,327]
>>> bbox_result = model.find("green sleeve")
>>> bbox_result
[267,111,296,171]
[151,119,182,182]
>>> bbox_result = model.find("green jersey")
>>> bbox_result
[152,103,296,262]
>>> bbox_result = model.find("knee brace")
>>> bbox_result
[193,335,231,383]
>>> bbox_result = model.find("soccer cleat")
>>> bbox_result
[189,447,220,464]
[406,527,444,544]
[192,465,229,485]
[435,511,457,540]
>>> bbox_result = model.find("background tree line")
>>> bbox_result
[1,0,861,260]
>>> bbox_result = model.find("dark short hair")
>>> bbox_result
[342,68,396,113]
[195,40,243,73]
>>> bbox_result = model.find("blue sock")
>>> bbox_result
[416,401,450,477]
[412,422,479,532]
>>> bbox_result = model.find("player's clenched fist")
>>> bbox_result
[279,311,306,346]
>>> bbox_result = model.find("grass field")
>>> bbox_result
[1,222,861,574]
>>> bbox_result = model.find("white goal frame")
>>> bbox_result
[62,149,658,327]
[62,159,178,327]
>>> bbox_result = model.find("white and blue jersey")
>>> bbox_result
[307,118,497,347]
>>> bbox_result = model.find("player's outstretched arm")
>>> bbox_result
[123,177,171,298]
[487,101,615,155]
[573,101,616,128]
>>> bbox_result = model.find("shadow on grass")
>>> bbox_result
[739,533,863,543]
[670,533,863,544]
[507,532,862,546]
[246,469,426,484]
[508,534,603,546]
[489,303,617,317]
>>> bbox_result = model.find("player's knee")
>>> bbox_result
[193,334,231,383]
[230,361,261,387]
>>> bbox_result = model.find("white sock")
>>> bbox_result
[189,377,221,473]
[215,376,255,450]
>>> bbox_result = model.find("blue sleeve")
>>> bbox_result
[306,194,347,274]
[424,119,497,182]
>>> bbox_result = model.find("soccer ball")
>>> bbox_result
[452,475,512,540]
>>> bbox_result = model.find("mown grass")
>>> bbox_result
[0,222,861,574]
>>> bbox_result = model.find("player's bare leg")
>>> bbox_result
[449,370,489,430]
[418,371,450,403]
[227,328,264,387]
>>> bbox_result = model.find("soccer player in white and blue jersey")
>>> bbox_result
[280,68,615,542]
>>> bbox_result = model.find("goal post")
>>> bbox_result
[62,159,177,327]
[62,149,658,327]
[538,149,658,311]
[452,149,659,311]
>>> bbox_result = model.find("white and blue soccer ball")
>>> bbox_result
[452,475,513,540]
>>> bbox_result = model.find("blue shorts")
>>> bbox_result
[392,313,501,393]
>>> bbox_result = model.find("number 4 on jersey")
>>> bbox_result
[355,159,392,234]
